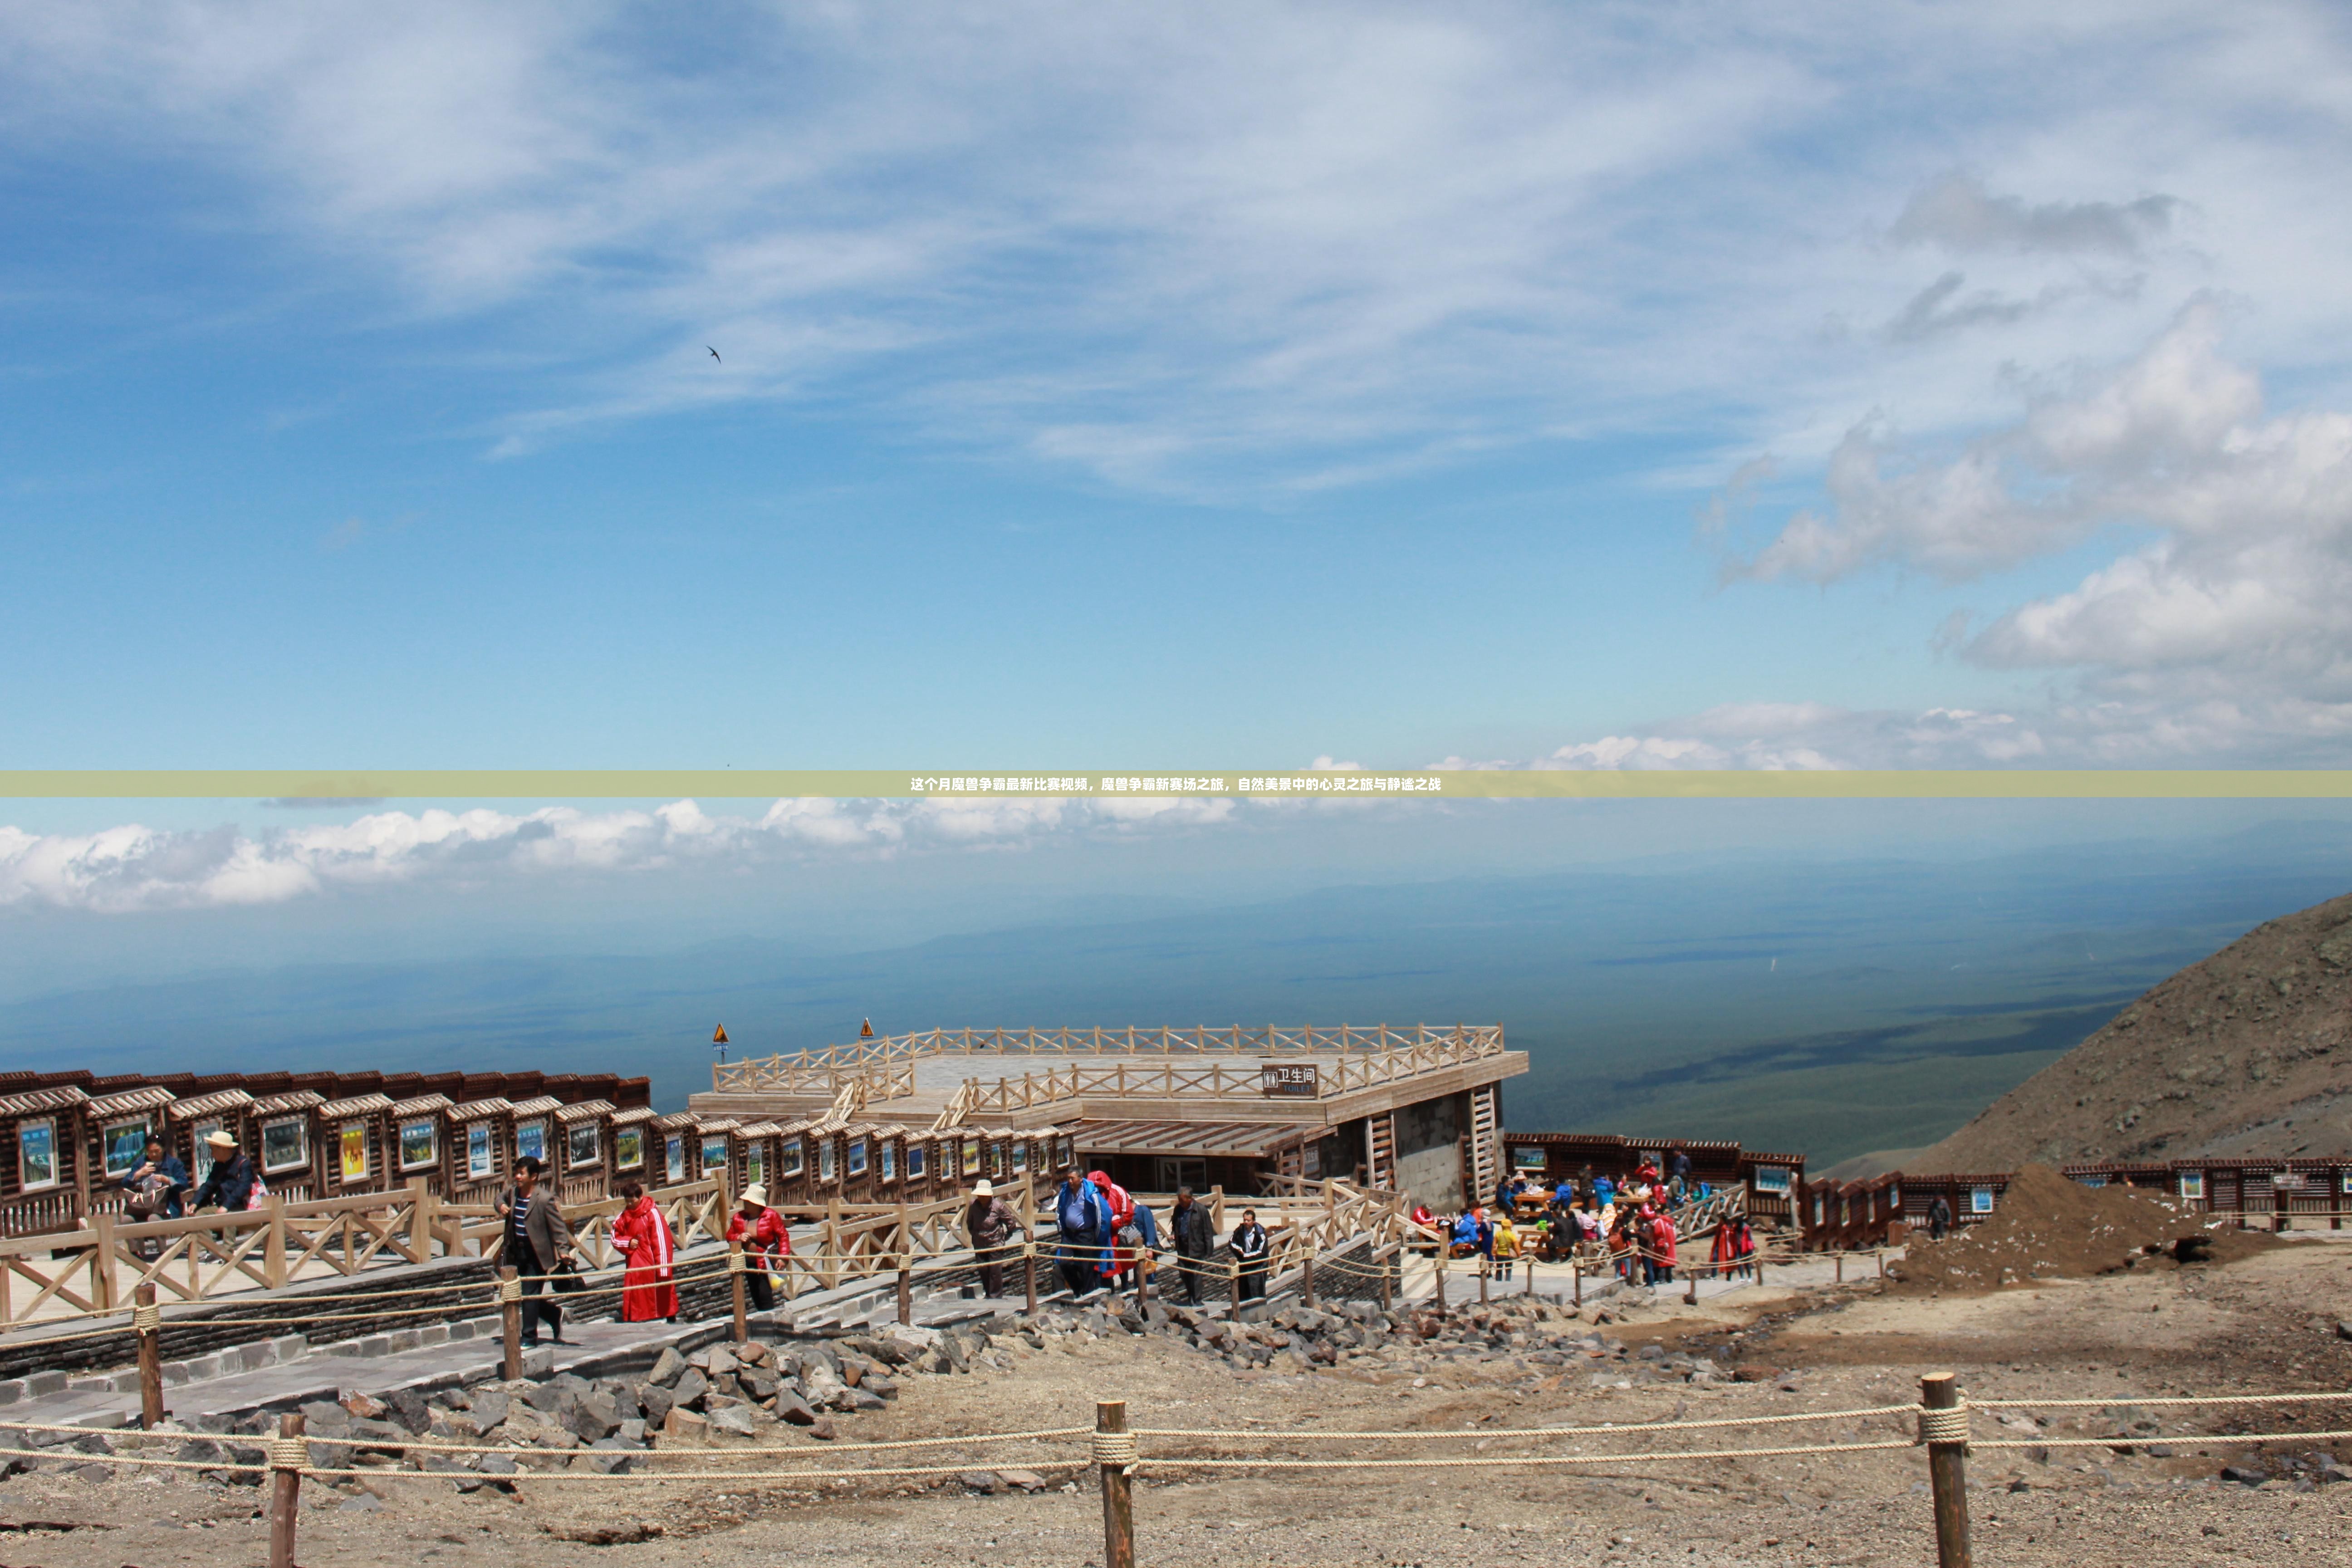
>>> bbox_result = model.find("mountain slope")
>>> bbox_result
[1910,890,2352,1170]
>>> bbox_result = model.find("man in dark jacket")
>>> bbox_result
[1231,1208,1270,1302]
[964,1179,1023,1298]
[1169,1187,1214,1304]
[495,1156,575,1347]
[1926,1193,1952,1242]
[191,1130,258,1212]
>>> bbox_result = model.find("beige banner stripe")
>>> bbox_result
[3,769,2352,799]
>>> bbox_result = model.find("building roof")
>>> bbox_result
[391,1093,455,1117]
[166,1088,255,1121]
[507,1096,564,1117]
[652,1111,701,1131]
[448,1098,514,1121]
[250,1090,325,1115]
[1066,1118,1300,1158]
[609,1104,659,1126]
[87,1085,178,1117]
[0,1084,87,1118]
[554,1099,615,1124]
[318,1093,395,1117]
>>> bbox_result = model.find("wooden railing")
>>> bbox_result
[958,1029,1509,1115]
[0,1176,726,1330]
[712,1024,1506,1094]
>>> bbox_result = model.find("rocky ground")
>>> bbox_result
[3,1238,2348,1566]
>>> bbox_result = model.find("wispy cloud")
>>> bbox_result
[5,5,2340,494]
[0,793,1242,915]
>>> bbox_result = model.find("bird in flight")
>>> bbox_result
[707,345,721,363]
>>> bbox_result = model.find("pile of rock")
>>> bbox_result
[1003,1292,1733,1387]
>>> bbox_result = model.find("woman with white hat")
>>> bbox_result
[191,1129,259,1213]
[725,1183,790,1312]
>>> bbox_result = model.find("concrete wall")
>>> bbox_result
[1392,1091,1469,1212]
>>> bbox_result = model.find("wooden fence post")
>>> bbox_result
[89,1214,119,1313]
[134,1283,165,1428]
[1478,1256,1489,1304]
[1228,1254,1241,1322]
[499,1265,523,1381]
[1571,1259,1582,1307]
[1299,1238,1316,1309]
[1835,1252,1844,1284]
[1096,1398,1136,1568]
[263,1196,289,1290]
[1921,1372,1972,1568]
[1434,1248,1447,1317]
[268,1410,304,1568]
[730,1240,750,1342]
[1379,1246,1393,1312]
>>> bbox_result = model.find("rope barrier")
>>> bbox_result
[1915,1405,1970,1444]
[1133,1402,1925,1441]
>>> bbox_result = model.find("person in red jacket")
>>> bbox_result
[1649,1210,1678,1285]
[610,1180,680,1323]
[1089,1170,1135,1288]
[725,1182,791,1312]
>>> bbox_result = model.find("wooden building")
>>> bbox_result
[552,1099,614,1204]
[0,1083,88,1238]
[608,1104,657,1190]
[505,1095,563,1175]
[249,1090,327,1203]
[444,1098,515,1203]
[388,1094,453,1194]
[692,1023,1531,1211]
[651,1111,700,1188]
[317,1092,397,1196]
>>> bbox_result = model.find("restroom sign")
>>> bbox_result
[1259,1063,1319,1097]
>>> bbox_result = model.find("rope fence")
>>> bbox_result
[9,1381,2328,1568]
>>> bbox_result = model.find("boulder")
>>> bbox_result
[639,1385,676,1426]
[742,1367,782,1401]
[299,1401,353,1438]
[386,1388,432,1433]
[707,1405,761,1438]
[706,1345,739,1376]
[863,1376,901,1401]
[470,1389,511,1429]
[736,1340,771,1366]
[570,1392,622,1441]
[670,1367,710,1410]
[647,1347,690,1387]
[340,1392,388,1421]
[839,1388,888,1413]
[775,1393,818,1426]
[997,1470,1048,1493]
[662,1408,709,1440]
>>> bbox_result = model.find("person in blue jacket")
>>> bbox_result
[1051,1164,1108,1299]
[121,1135,190,1219]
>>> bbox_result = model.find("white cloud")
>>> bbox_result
[1443,703,2044,772]
[0,794,1243,915]
[5,5,2348,493]
[1716,301,2352,759]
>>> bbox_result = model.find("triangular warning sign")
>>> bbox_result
[712,1024,730,1045]
[859,1017,874,1039]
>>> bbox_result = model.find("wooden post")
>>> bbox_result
[1684,1264,1699,1306]
[897,1256,913,1326]
[1877,1249,1886,1279]
[1228,1254,1241,1322]
[1921,1372,1972,1568]
[1024,1237,1039,1316]
[263,1194,289,1290]
[134,1283,165,1428]
[1379,1247,1393,1311]
[268,1410,304,1568]
[1434,1249,1447,1317]
[406,1176,434,1262]
[1835,1253,1844,1284]
[1300,1238,1316,1309]
[1572,1259,1582,1307]
[1478,1257,1489,1304]
[1096,1399,1136,1568]
[730,1240,750,1342]
[89,1213,118,1313]
[498,1265,523,1381]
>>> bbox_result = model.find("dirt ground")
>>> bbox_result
[7,1239,2351,1567]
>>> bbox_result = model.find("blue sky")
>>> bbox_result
[6,3,2352,933]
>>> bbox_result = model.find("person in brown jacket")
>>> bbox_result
[495,1155,576,1347]
[964,1179,1024,1298]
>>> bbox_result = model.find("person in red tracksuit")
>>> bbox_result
[611,1180,680,1323]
